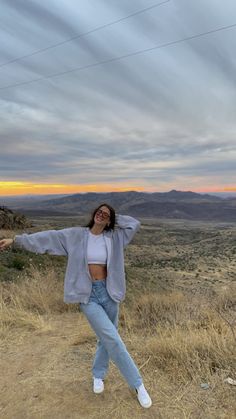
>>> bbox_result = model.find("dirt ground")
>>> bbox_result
[1,311,235,419]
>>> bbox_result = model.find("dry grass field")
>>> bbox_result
[0,217,235,418]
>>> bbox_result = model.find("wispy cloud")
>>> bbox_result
[0,0,236,194]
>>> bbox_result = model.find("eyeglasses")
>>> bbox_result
[96,209,110,219]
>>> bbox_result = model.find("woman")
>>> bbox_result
[0,203,152,409]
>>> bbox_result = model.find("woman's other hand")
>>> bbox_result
[0,238,14,251]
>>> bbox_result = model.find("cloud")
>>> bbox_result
[0,0,236,192]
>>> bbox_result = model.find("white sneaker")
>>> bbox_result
[136,383,152,408]
[93,377,104,394]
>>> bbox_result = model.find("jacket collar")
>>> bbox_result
[85,227,113,237]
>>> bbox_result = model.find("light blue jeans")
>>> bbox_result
[79,279,143,389]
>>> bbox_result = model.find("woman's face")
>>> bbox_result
[94,206,111,228]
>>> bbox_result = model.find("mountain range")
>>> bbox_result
[1,190,236,222]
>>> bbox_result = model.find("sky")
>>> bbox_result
[0,0,236,196]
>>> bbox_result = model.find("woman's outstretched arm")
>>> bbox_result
[0,228,77,256]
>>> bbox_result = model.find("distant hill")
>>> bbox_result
[1,190,236,222]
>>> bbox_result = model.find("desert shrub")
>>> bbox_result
[7,255,27,271]
[132,291,187,329]
[140,324,235,380]
[0,264,78,334]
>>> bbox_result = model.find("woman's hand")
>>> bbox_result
[0,238,14,251]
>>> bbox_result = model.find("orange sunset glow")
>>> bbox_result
[0,181,235,196]
[192,186,236,193]
[0,181,145,196]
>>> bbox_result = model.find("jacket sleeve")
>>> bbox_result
[115,214,141,247]
[13,228,77,256]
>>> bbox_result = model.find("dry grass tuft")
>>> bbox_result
[0,264,78,337]
[1,264,73,314]
[0,302,52,333]
[133,291,186,328]
[126,288,236,382]
[141,323,235,380]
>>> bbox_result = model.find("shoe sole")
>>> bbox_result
[138,399,152,408]
[93,387,104,394]
[93,381,104,394]
[136,390,152,408]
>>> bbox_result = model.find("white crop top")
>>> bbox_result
[87,231,107,265]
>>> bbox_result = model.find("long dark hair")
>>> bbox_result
[85,203,116,231]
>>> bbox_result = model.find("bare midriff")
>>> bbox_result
[88,264,107,281]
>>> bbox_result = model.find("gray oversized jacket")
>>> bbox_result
[14,214,141,304]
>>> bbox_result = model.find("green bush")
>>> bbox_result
[0,264,7,273]
[7,255,27,271]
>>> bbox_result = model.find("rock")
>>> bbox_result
[200,383,210,389]
[0,205,32,229]
[224,377,236,385]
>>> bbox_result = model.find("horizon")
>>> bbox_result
[1,188,236,199]
[0,182,235,197]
